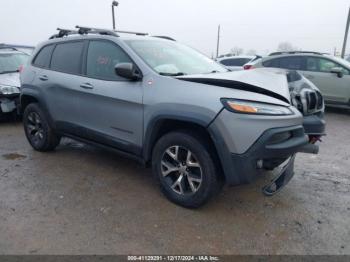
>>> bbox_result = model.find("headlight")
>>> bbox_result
[0,85,20,95]
[221,98,294,115]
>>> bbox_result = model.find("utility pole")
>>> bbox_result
[216,25,221,58]
[341,7,350,58]
[112,1,119,30]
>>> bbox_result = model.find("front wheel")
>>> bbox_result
[152,131,222,208]
[23,103,61,152]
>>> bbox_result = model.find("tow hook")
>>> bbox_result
[262,155,296,196]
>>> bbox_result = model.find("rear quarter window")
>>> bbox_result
[32,45,55,68]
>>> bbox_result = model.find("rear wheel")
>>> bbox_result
[152,131,222,208]
[23,103,61,152]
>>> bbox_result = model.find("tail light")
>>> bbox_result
[18,65,24,73]
[243,65,254,70]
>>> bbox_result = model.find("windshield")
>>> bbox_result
[126,40,227,76]
[0,53,29,74]
[331,56,350,69]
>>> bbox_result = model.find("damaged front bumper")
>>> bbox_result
[228,124,321,196]
[262,154,296,196]
[228,125,308,186]
[303,111,326,135]
[0,94,20,114]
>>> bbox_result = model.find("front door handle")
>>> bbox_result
[80,83,94,89]
[39,75,48,81]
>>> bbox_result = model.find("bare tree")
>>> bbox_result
[277,42,298,52]
[230,47,244,56]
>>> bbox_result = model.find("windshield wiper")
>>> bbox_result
[0,69,19,74]
[159,72,186,76]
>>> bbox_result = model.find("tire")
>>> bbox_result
[152,131,222,208]
[23,103,61,152]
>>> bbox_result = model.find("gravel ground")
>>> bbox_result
[0,108,349,255]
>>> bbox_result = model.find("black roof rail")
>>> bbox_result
[76,26,119,36]
[49,28,79,39]
[269,51,326,56]
[49,25,155,40]
[152,35,176,41]
[77,26,149,36]
[49,26,119,39]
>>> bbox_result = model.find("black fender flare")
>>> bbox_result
[143,112,212,162]
[20,88,54,127]
[142,111,240,185]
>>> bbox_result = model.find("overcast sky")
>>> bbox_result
[1,0,349,56]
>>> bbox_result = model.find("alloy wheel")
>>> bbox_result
[26,112,44,145]
[161,145,203,195]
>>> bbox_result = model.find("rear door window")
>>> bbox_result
[279,56,304,70]
[50,41,84,74]
[33,45,54,68]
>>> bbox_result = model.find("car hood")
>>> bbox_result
[178,68,290,103]
[0,72,20,87]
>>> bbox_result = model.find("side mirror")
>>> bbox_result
[115,63,142,81]
[330,67,344,78]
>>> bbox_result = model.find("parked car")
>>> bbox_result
[0,47,30,119]
[273,69,325,140]
[21,27,323,208]
[245,51,350,109]
[217,55,261,71]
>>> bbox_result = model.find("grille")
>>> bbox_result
[305,90,323,114]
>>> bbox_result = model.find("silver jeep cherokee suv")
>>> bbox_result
[20,26,323,208]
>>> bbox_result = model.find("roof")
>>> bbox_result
[217,55,256,61]
[0,44,34,49]
[43,33,171,48]
[0,44,32,55]
[0,48,28,55]
[47,26,175,43]
[269,51,328,56]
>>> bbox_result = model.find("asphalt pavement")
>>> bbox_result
[0,108,349,255]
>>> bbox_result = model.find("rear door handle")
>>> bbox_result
[80,83,94,89]
[39,75,48,81]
